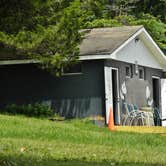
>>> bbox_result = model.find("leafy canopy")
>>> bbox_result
[0,0,165,75]
[0,0,81,75]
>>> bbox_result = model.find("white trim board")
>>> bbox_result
[152,76,160,79]
[161,79,166,126]
[79,54,109,60]
[104,66,113,124]
[0,59,39,65]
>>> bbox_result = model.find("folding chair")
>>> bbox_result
[123,103,146,126]
[132,105,154,126]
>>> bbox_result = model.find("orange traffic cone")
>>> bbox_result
[108,107,115,131]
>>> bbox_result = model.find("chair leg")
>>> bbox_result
[136,116,145,126]
[130,117,135,126]
[123,116,128,126]
[124,117,132,126]
[133,117,139,126]
[137,117,144,126]
[141,114,145,126]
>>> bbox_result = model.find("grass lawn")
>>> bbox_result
[0,114,166,166]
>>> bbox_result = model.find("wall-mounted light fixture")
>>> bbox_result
[135,37,140,43]
[135,60,138,75]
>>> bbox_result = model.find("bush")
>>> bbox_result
[1,103,53,117]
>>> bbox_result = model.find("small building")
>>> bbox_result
[0,26,166,125]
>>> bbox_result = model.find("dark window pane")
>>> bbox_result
[126,66,131,77]
[139,68,144,79]
[63,64,82,74]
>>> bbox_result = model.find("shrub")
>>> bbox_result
[1,103,53,117]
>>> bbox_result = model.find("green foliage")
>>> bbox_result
[2,103,53,117]
[33,3,82,75]
[84,18,122,28]
[114,14,166,52]
[0,0,73,34]
[0,0,165,74]
[134,0,166,22]
[0,0,81,75]
[81,0,166,53]
[132,14,166,52]
[82,13,166,53]
[106,0,141,17]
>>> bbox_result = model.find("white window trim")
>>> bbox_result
[62,72,83,76]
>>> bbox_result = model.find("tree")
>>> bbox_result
[134,0,166,22]
[104,0,141,17]
[0,0,81,75]
[0,0,165,74]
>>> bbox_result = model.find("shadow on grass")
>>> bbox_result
[0,157,165,166]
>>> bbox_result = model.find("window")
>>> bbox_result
[139,68,144,79]
[62,63,82,75]
[125,66,132,78]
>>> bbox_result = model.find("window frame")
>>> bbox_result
[125,65,132,78]
[138,67,145,80]
[62,63,83,76]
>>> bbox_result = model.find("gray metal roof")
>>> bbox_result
[80,25,143,55]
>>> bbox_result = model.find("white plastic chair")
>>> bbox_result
[123,103,146,126]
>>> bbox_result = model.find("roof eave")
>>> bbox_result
[0,59,39,65]
[79,54,110,60]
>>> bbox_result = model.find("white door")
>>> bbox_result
[104,66,120,124]
[104,66,113,124]
[161,79,166,126]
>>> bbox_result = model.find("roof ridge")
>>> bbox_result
[80,25,143,33]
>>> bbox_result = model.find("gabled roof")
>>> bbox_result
[80,25,143,55]
[80,26,166,71]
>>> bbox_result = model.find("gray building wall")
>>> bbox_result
[0,60,105,118]
[105,59,163,124]
[105,59,163,105]
[0,59,163,122]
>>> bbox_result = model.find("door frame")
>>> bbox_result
[104,66,120,124]
[111,67,121,125]
[152,76,160,80]
[152,76,160,108]
[161,78,166,126]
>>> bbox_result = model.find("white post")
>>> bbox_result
[104,66,113,124]
[161,79,166,126]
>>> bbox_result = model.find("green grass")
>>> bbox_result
[0,114,166,166]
